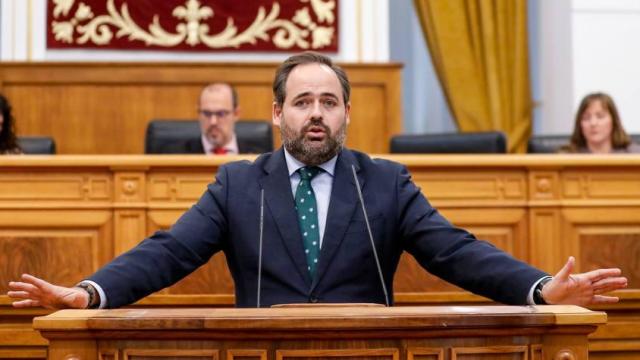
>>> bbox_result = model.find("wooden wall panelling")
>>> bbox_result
[528,168,563,274]
[0,63,402,155]
[393,208,528,304]
[143,167,234,301]
[562,207,640,290]
[0,307,49,360]
[528,208,563,273]
[0,209,112,360]
[0,210,113,290]
[114,171,147,254]
[2,155,640,359]
[410,169,527,208]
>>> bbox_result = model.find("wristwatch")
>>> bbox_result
[533,277,553,305]
[75,282,100,309]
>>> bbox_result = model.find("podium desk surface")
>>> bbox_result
[34,305,605,332]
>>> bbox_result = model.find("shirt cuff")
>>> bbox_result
[527,276,553,305]
[78,280,108,309]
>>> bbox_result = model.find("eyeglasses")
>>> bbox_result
[199,109,232,119]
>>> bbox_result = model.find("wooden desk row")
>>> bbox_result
[0,154,639,360]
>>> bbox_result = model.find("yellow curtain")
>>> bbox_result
[413,0,532,153]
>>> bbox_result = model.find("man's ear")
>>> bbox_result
[272,102,282,127]
[232,105,241,120]
[345,102,351,125]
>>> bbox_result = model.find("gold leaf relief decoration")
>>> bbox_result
[53,0,75,17]
[50,0,337,50]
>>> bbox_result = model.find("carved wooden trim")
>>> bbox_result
[407,347,444,360]
[123,349,218,360]
[226,349,267,360]
[115,172,146,203]
[530,171,560,202]
[114,210,146,255]
[530,344,543,360]
[99,350,118,360]
[276,349,399,360]
[451,345,527,359]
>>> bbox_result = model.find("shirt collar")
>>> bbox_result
[283,147,337,177]
[201,134,239,155]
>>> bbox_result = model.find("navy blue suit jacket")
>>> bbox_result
[90,148,547,307]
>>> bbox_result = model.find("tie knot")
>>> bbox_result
[298,166,321,181]
[213,147,228,155]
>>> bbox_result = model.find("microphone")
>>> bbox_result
[256,188,265,308]
[351,165,390,307]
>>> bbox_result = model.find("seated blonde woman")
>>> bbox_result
[561,92,640,153]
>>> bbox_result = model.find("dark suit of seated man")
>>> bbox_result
[8,52,627,310]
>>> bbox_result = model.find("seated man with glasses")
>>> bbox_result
[195,83,241,155]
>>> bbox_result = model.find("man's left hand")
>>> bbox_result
[542,256,628,306]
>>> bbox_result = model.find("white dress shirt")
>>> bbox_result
[283,148,337,247]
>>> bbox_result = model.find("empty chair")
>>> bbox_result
[17,136,56,154]
[390,131,507,154]
[527,135,570,153]
[145,120,273,154]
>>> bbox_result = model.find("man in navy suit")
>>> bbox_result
[8,52,627,309]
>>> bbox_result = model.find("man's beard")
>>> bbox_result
[280,117,347,166]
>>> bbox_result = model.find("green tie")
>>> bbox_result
[295,166,322,277]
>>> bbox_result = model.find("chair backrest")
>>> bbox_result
[390,131,507,154]
[17,136,57,154]
[145,119,273,154]
[526,135,570,153]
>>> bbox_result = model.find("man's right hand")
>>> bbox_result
[7,274,89,309]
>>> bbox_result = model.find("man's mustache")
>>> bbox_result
[300,120,330,135]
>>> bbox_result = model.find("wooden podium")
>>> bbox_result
[34,305,605,360]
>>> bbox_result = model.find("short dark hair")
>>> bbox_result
[0,93,20,153]
[199,83,239,109]
[273,51,350,108]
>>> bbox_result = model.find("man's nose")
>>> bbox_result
[310,101,323,119]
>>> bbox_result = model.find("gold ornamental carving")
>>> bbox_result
[51,0,336,49]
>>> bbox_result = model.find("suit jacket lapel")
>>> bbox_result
[258,149,312,286]
[312,149,363,290]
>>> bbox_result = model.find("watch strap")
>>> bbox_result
[75,282,100,309]
[533,277,553,305]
